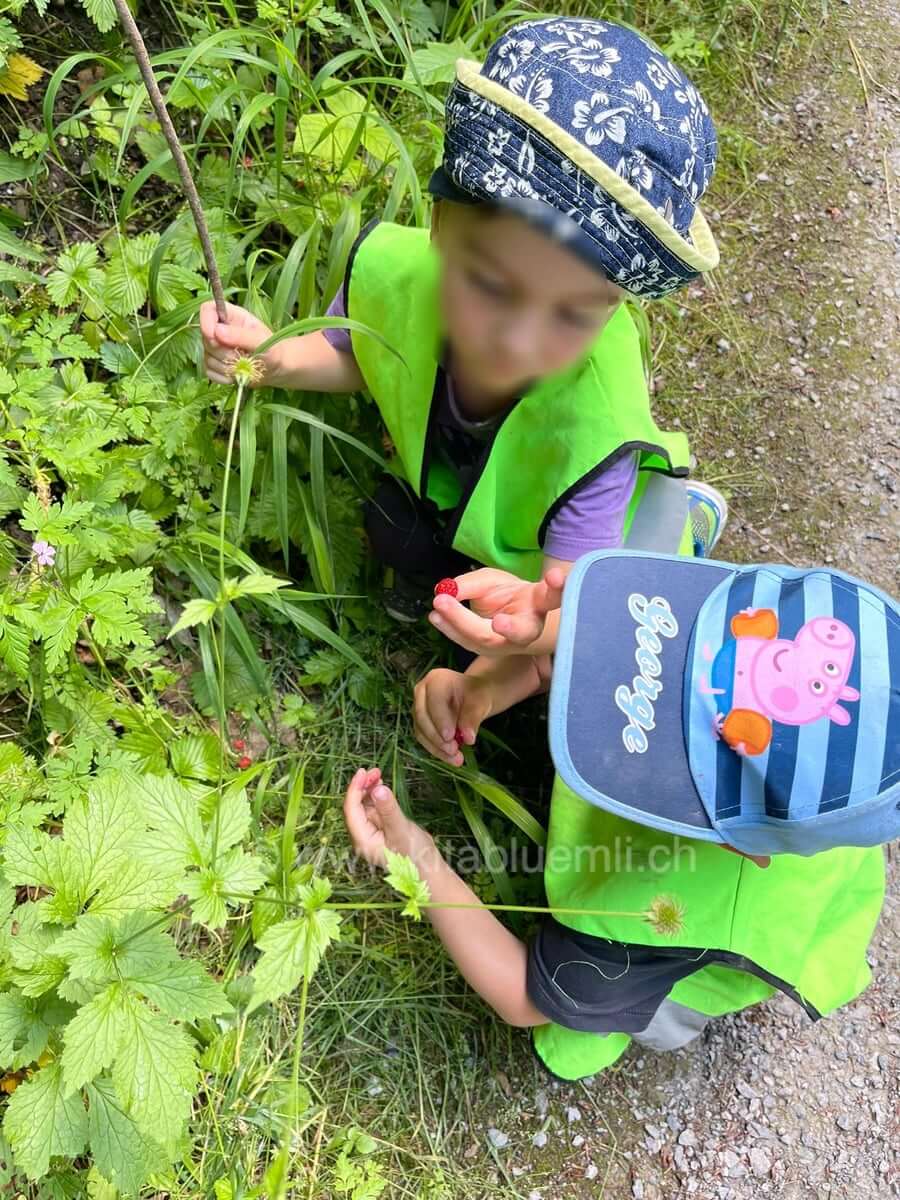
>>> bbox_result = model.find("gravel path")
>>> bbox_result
[472,4,898,1195]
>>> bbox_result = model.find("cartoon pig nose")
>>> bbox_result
[771,686,799,712]
[807,617,852,647]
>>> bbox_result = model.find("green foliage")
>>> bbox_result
[0,765,265,1186]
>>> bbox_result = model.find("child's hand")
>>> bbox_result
[429,566,566,658]
[199,300,278,387]
[413,668,494,765]
[343,767,434,869]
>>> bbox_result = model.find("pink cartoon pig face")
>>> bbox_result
[748,616,859,727]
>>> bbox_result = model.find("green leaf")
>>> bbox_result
[0,991,72,1072]
[63,772,143,902]
[53,916,118,985]
[0,150,39,184]
[88,856,184,920]
[125,957,230,1021]
[45,242,104,307]
[87,1075,168,1195]
[248,879,341,1012]
[80,0,117,34]
[135,774,205,868]
[383,849,430,921]
[203,787,251,856]
[402,38,470,85]
[2,1062,89,1181]
[169,733,222,782]
[60,982,127,1094]
[0,616,31,680]
[230,571,290,599]
[185,847,266,929]
[169,597,217,635]
[112,994,197,1151]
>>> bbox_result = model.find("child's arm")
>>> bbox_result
[344,768,548,1027]
[199,300,365,393]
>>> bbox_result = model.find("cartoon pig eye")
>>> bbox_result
[823,662,840,676]
[809,679,825,695]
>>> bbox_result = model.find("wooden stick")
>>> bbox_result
[111,0,228,321]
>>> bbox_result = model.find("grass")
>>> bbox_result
[0,0,843,1194]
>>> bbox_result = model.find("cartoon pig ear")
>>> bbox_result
[840,685,860,702]
[828,704,853,726]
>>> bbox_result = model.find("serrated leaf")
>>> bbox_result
[383,849,430,921]
[87,1075,168,1195]
[203,787,251,857]
[2,1061,89,1180]
[248,884,341,1012]
[169,597,217,635]
[0,616,30,680]
[125,957,230,1021]
[136,774,205,867]
[45,242,104,307]
[80,0,117,35]
[63,773,143,903]
[169,732,221,782]
[88,855,184,919]
[185,847,266,929]
[230,572,290,598]
[60,982,126,1094]
[0,990,72,1072]
[112,995,197,1151]
[53,916,117,985]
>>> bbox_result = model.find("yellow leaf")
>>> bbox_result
[0,53,45,102]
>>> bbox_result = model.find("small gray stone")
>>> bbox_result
[487,1128,508,1149]
[572,1134,585,1148]
[534,1089,548,1117]
[749,1147,772,1178]
[678,1129,697,1147]
[836,1114,854,1132]
[565,1105,582,1124]
[532,1131,548,1149]
[632,1182,644,1200]
[585,1164,599,1180]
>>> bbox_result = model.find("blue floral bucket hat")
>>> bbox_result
[429,17,720,298]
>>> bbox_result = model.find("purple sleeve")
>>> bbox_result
[542,451,639,561]
[322,289,354,355]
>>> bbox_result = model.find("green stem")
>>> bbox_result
[212,383,245,867]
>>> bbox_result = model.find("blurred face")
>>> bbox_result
[431,201,624,401]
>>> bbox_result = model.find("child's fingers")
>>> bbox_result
[413,686,460,762]
[490,608,544,646]
[205,367,233,386]
[535,567,566,615]
[428,601,506,654]
[199,301,218,341]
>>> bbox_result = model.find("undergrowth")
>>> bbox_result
[0,0,830,1194]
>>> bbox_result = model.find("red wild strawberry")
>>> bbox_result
[232,738,246,751]
[237,755,252,769]
[434,578,459,598]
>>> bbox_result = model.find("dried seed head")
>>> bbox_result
[644,893,685,938]
[225,352,265,387]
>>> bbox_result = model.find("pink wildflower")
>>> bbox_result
[32,540,56,567]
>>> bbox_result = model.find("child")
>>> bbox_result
[200,18,726,643]
[344,551,896,1080]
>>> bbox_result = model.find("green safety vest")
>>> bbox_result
[345,221,693,580]
[532,778,886,1080]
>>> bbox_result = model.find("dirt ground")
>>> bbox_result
[466,2,899,1196]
